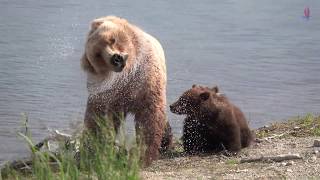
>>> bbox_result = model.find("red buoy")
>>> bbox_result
[304,7,310,18]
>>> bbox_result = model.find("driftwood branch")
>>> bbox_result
[240,154,302,163]
[35,130,72,150]
[1,130,73,175]
[264,133,287,140]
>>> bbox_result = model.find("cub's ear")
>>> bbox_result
[212,86,219,93]
[199,92,210,101]
[81,53,94,73]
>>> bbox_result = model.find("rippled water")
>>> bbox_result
[0,0,319,162]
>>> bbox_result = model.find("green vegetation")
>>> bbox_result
[225,159,238,165]
[256,113,320,138]
[1,116,141,180]
[1,113,320,179]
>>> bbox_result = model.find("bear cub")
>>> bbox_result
[170,85,252,154]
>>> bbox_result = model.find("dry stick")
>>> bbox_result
[240,154,302,163]
[255,132,290,143]
[264,132,288,140]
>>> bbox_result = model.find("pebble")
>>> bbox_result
[281,161,294,166]
[293,126,300,130]
[286,169,293,173]
[289,143,297,148]
[313,139,320,147]
[236,169,248,173]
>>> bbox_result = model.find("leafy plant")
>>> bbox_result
[1,115,141,180]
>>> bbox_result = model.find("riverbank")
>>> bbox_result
[1,114,319,179]
[142,114,320,179]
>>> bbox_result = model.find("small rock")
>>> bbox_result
[236,169,248,173]
[313,139,320,147]
[286,169,293,173]
[281,162,286,166]
[286,161,294,166]
[289,143,297,148]
[255,138,263,143]
[293,126,300,130]
[281,161,294,166]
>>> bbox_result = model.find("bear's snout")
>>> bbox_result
[111,54,125,65]
[111,54,127,72]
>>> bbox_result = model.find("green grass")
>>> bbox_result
[1,116,141,180]
[225,159,238,165]
[300,114,320,136]
[256,113,320,138]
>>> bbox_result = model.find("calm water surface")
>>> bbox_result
[0,0,320,162]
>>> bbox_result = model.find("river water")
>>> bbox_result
[0,0,319,163]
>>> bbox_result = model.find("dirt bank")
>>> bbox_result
[142,115,320,179]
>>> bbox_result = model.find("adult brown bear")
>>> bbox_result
[81,16,171,166]
[170,85,252,154]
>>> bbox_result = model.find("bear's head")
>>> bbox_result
[81,16,134,75]
[170,84,221,116]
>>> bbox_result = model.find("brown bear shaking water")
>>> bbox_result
[170,85,252,154]
[81,16,172,166]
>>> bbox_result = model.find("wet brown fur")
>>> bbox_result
[81,16,171,166]
[170,85,252,154]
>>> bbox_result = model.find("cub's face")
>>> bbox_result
[82,17,130,74]
[170,85,219,115]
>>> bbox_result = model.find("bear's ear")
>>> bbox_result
[81,53,94,73]
[212,86,219,93]
[192,84,197,88]
[90,18,104,31]
[199,92,210,101]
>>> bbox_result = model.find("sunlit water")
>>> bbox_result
[1,0,320,163]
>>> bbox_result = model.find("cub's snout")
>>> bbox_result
[169,102,184,115]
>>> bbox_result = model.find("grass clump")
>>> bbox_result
[298,114,320,136]
[256,113,320,138]
[1,116,141,180]
[225,159,238,165]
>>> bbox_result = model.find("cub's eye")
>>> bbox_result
[95,53,102,58]
[180,98,188,104]
[109,38,115,45]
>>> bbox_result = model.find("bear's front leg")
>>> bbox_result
[107,111,127,134]
[222,124,242,153]
[135,106,166,166]
[84,95,106,132]
[183,118,206,154]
